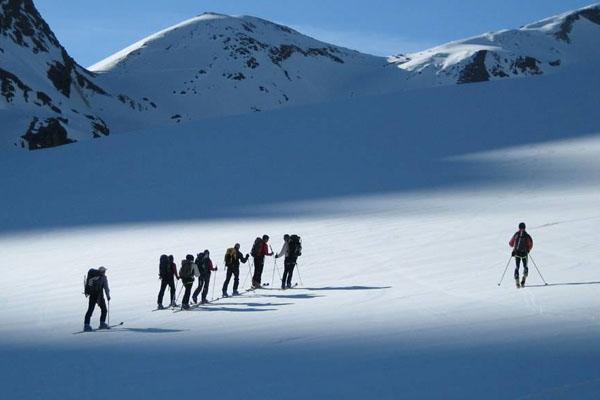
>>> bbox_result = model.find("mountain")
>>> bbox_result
[89,12,405,123]
[391,4,600,86]
[0,0,155,149]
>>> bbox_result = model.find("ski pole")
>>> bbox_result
[242,261,252,289]
[176,280,184,303]
[107,298,110,326]
[497,255,513,286]
[212,265,218,300]
[528,255,548,285]
[295,261,303,287]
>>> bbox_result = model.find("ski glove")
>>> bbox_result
[107,296,111,302]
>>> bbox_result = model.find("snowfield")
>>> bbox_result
[2,56,600,399]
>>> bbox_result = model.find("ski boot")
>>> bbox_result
[515,278,521,289]
[232,290,240,296]
[222,291,229,298]
[181,303,190,310]
[281,280,286,290]
[192,296,198,304]
[201,298,208,305]
[98,322,110,330]
[83,324,93,332]
[286,283,292,289]
[521,277,527,288]
[157,304,165,310]
[170,301,178,308]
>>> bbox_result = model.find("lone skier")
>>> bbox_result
[222,243,249,297]
[251,235,273,289]
[83,266,111,331]
[509,222,533,288]
[193,250,218,304]
[157,254,180,309]
[275,234,302,289]
[179,254,199,310]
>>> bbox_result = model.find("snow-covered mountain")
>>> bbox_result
[391,4,600,86]
[1,2,599,150]
[0,0,156,149]
[89,12,404,123]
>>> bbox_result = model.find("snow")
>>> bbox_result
[2,55,600,398]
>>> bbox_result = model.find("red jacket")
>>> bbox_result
[256,242,271,258]
[509,230,533,252]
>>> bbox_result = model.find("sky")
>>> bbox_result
[35,0,596,67]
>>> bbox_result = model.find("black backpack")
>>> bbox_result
[514,232,530,255]
[159,254,170,278]
[251,237,263,257]
[179,259,194,280]
[85,268,103,295]
[288,235,302,258]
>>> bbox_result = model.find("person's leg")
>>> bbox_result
[255,259,264,286]
[182,282,192,306]
[233,268,240,293]
[84,294,97,325]
[252,258,259,286]
[521,257,529,286]
[281,259,289,288]
[157,279,168,305]
[514,257,521,279]
[168,279,176,305]
[98,296,107,324]
[202,272,211,301]
[223,269,232,293]
[192,278,202,302]
[286,262,295,287]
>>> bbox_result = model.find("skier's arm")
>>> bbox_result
[238,250,248,263]
[193,263,200,277]
[527,236,533,252]
[509,233,516,248]
[209,260,217,271]
[172,263,180,280]
[265,243,273,256]
[103,276,111,300]
[275,243,287,258]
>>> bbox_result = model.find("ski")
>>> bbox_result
[281,283,298,290]
[72,321,124,334]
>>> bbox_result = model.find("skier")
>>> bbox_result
[193,250,218,304]
[275,234,302,289]
[157,254,180,309]
[222,243,249,297]
[251,235,273,289]
[179,254,199,310]
[509,222,534,288]
[83,266,111,331]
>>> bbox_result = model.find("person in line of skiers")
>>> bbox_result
[193,250,218,304]
[83,266,111,331]
[179,254,200,310]
[509,222,533,288]
[222,243,249,297]
[275,233,298,289]
[252,234,273,289]
[157,254,180,309]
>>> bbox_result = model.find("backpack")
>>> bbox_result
[179,259,194,280]
[514,232,529,255]
[85,268,103,295]
[225,248,237,267]
[288,235,302,258]
[159,255,170,278]
[251,237,263,257]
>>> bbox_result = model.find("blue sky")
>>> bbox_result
[35,0,595,67]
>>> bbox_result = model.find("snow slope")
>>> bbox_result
[391,4,600,86]
[89,12,404,123]
[1,57,600,399]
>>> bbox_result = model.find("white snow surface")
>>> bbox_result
[2,56,600,399]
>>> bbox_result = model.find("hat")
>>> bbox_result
[518,222,526,230]
[98,266,107,273]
